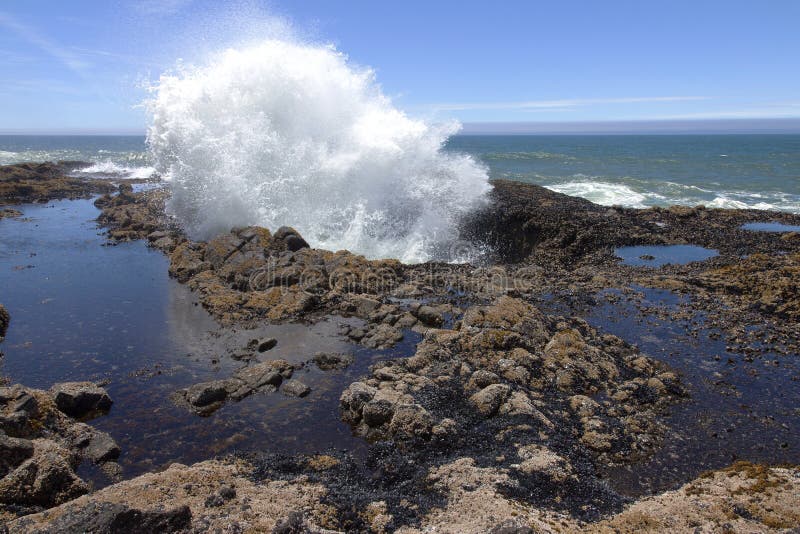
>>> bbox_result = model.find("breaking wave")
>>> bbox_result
[146,40,490,263]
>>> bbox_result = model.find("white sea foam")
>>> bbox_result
[75,161,156,180]
[544,180,649,207]
[146,40,490,263]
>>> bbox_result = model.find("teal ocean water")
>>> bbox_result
[446,134,800,212]
[1,133,798,213]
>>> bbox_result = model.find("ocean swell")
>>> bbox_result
[146,40,490,263]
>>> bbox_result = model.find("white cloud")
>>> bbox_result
[430,96,711,112]
[0,12,90,73]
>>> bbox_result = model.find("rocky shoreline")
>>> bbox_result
[0,161,798,532]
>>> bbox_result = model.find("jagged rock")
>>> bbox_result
[82,432,121,464]
[339,382,377,425]
[469,384,511,417]
[50,382,112,419]
[0,439,88,507]
[362,399,395,427]
[281,380,311,398]
[388,404,433,439]
[312,352,354,370]
[0,430,34,477]
[274,226,310,252]
[361,324,404,349]
[414,305,444,327]
[183,381,229,408]
[38,501,192,533]
[0,303,9,340]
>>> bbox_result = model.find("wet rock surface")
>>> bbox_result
[0,383,120,519]
[2,166,799,531]
[0,162,117,205]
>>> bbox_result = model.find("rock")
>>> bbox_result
[232,363,284,391]
[252,337,278,352]
[312,352,354,370]
[183,381,229,408]
[339,382,377,424]
[281,380,311,398]
[42,501,192,533]
[362,399,395,427]
[274,226,310,252]
[0,430,34,477]
[0,439,88,507]
[415,305,444,327]
[82,432,121,464]
[488,520,536,534]
[204,485,236,507]
[388,404,433,439]
[361,324,404,349]
[467,370,501,390]
[50,382,113,419]
[469,384,511,417]
[0,303,9,339]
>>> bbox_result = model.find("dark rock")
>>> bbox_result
[42,501,192,533]
[184,380,229,407]
[274,226,309,252]
[83,432,121,464]
[415,305,444,327]
[312,352,354,370]
[0,430,34,477]
[0,303,9,340]
[469,384,511,417]
[205,485,236,507]
[281,380,311,398]
[362,399,394,427]
[255,337,278,352]
[50,382,113,419]
[489,520,536,534]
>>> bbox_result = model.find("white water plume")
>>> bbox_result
[146,40,490,263]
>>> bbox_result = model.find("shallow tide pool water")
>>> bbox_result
[0,199,420,482]
[614,244,719,267]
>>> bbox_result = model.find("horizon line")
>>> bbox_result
[2,117,800,136]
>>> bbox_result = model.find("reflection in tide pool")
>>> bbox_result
[0,199,417,483]
[614,244,719,267]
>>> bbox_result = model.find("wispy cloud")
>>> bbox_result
[430,96,711,112]
[639,107,800,120]
[134,0,194,16]
[0,11,90,74]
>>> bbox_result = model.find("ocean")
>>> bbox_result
[2,133,798,213]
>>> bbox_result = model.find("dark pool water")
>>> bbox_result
[0,199,418,481]
[742,221,800,232]
[569,287,799,496]
[614,244,719,267]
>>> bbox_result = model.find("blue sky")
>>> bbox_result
[1,0,799,132]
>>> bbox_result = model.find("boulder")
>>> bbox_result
[312,352,354,370]
[0,430,34,477]
[41,501,192,533]
[339,382,376,424]
[274,226,309,252]
[414,305,444,327]
[388,404,433,439]
[281,379,311,398]
[50,382,113,419]
[183,381,229,408]
[469,384,511,417]
[0,439,88,507]
[0,303,9,339]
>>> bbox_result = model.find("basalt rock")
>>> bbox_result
[0,383,120,515]
[0,303,9,340]
[0,162,116,204]
[50,382,112,419]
